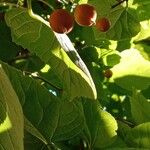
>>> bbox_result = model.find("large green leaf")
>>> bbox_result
[0,65,24,150]
[24,117,47,145]
[130,90,150,124]
[83,100,118,149]
[130,0,150,41]
[1,61,85,143]
[5,8,97,100]
[88,0,140,40]
[111,48,150,91]
[126,122,150,148]
[118,121,150,149]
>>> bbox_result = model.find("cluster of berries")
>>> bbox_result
[49,4,111,34]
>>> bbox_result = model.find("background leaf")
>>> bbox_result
[111,48,150,91]
[126,122,150,148]
[83,100,118,149]
[0,65,24,150]
[130,90,150,124]
[88,0,140,40]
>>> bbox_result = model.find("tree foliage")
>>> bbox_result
[0,0,150,149]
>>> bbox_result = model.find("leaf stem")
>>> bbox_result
[27,0,33,14]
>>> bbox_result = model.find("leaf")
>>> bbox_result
[5,8,97,100]
[88,0,140,40]
[83,100,118,149]
[106,148,149,150]
[111,48,150,91]
[1,61,85,142]
[117,120,131,141]
[12,54,45,72]
[24,131,51,150]
[130,90,150,124]
[24,117,47,145]
[0,65,24,150]
[126,122,150,148]
[131,0,150,21]
[0,19,20,62]
[134,43,150,61]
[130,0,150,41]
[101,50,121,67]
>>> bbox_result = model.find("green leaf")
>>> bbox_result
[131,0,150,21]
[130,90,150,124]
[78,46,100,63]
[24,131,51,150]
[134,43,150,61]
[111,48,150,91]
[24,117,47,145]
[5,8,97,100]
[1,61,85,142]
[0,65,24,150]
[12,54,45,72]
[130,0,150,41]
[126,122,150,148]
[83,100,118,149]
[101,50,121,67]
[88,0,140,40]
[117,120,131,141]
[0,19,20,62]
[106,148,149,150]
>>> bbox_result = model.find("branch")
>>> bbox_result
[0,2,19,7]
[23,71,63,92]
[111,0,128,9]
[38,0,54,10]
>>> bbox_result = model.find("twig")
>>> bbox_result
[111,0,128,9]
[23,71,63,92]
[38,0,54,10]
[117,118,135,128]
[0,2,19,7]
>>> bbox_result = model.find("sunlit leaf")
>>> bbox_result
[126,122,150,148]
[83,100,118,149]
[5,8,97,100]
[0,65,24,150]
[111,48,150,91]
[88,0,140,40]
[130,90,150,124]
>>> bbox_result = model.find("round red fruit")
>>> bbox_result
[104,69,113,78]
[49,9,74,34]
[96,17,111,32]
[74,4,97,26]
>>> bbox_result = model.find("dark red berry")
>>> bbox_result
[104,69,113,78]
[49,9,74,34]
[74,4,97,26]
[96,17,111,32]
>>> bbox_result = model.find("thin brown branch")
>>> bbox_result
[23,71,63,92]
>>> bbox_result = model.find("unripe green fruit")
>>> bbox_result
[49,9,74,34]
[104,69,113,78]
[96,17,111,32]
[74,4,97,26]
